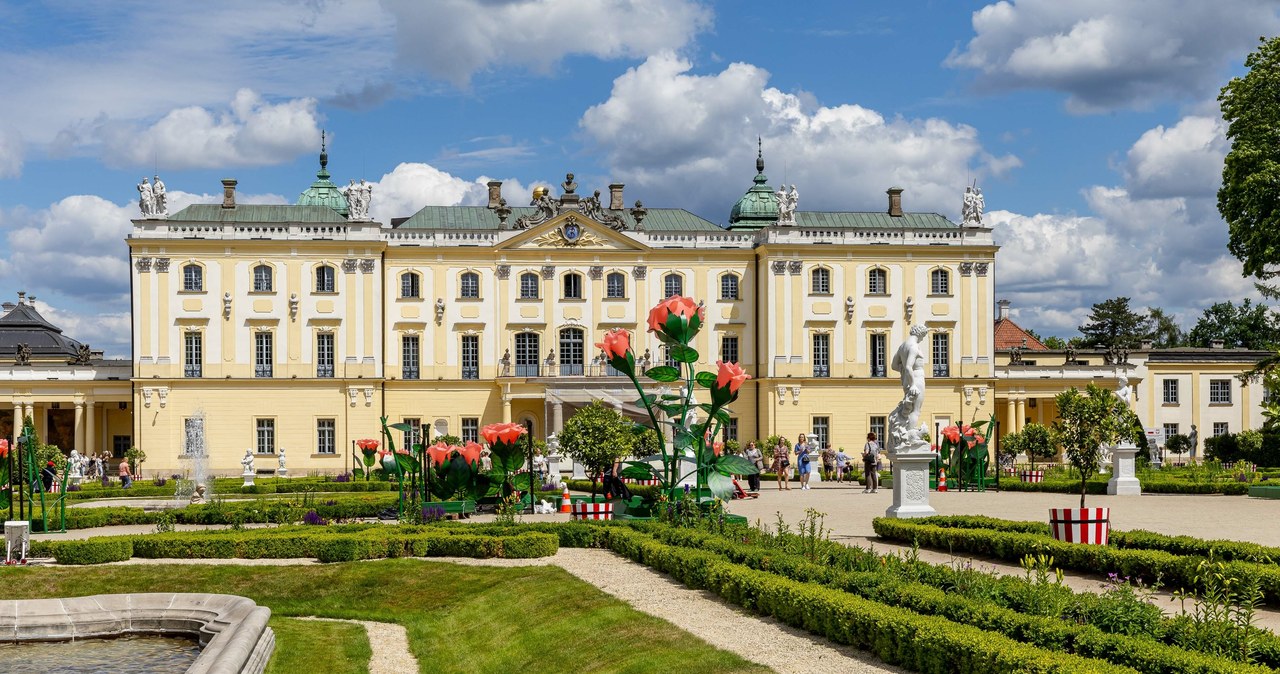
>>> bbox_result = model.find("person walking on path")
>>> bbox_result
[862,432,880,493]
[118,460,133,489]
[771,441,791,490]
[820,444,836,481]
[744,441,763,492]
[834,447,850,483]
[795,433,813,491]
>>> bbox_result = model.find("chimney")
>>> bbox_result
[609,183,625,210]
[221,179,238,209]
[17,291,26,305]
[997,299,1011,321]
[486,181,503,209]
[1,302,13,314]
[1140,339,1153,350]
[1210,339,1225,349]
[886,187,904,217]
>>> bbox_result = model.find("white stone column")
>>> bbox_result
[84,400,96,457]
[1015,398,1026,433]
[74,402,85,454]
[552,402,564,434]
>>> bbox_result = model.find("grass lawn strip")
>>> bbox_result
[295,617,415,674]
[267,617,372,674]
[0,559,763,674]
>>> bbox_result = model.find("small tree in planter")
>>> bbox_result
[560,401,634,498]
[1020,423,1055,470]
[1165,433,1193,464]
[1053,383,1129,508]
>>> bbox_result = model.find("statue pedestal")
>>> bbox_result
[5,521,30,564]
[276,468,288,478]
[1107,442,1141,495]
[885,445,937,519]
[571,462,586,480]
[242,470,255,488]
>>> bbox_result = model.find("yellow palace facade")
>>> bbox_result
[127,150,999,473]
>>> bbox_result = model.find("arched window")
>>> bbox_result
[559,328,584,375]
[460,271,480,299]
[562,272,583,299]
[519,272,540,299]
[606,272,626,299]
[182,264,203,292]
[811,267,831,295]
[401,272,421,299]
[663,273,683,298]
[252,264,273,292]
[720,273,740,300]
[315,265,336,293]
[867,268,887,295]
[930,268,950,296]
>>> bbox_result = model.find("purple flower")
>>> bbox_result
[302,509,328,526]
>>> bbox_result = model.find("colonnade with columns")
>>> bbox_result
[6,396,131,459]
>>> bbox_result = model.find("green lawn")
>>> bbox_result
[1,560,768,674]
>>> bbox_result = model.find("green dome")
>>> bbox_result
[296,139,349,217]
[728,146,779,228]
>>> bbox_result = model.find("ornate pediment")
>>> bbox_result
[498,213,649,252]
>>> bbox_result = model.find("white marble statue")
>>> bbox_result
[152,175,167,218]
[1116,372,1131,407]
[276,448,287,476]
[775,184,798,225]
[138,177,155,218]
[189,483,207,504]
[961,186,985,226]
[889,325,930,450]
[68,450,84,479]
[241,448,255,475]
[344,179,372,221]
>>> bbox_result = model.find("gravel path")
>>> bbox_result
[296,616,417,674]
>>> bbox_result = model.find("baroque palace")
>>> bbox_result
[121,146,999,473]
[2,145,1264,474]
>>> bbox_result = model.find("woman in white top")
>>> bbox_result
[744,441,763,492]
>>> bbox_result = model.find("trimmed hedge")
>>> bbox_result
[998,479,1250,496]
[47,539,133,565]
[602,528,1132,673]
[873,518,1280,606]
[16,493,403,531]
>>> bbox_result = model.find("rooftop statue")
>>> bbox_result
[961,185,985,226]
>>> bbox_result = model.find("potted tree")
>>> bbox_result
[1049,383,1130,544]
[559,401,635,520]
[1018,423,1054,483]
[1164,433,1192,466]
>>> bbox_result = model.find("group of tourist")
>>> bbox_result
[741,432,882,493]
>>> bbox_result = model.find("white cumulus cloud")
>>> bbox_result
[947,0,1280,112]
[1123,115,1228,200]
[580,53,1017,221]
[369,162,534,225]
[384,0,713,86]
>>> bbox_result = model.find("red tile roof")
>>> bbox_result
[994,317,1048,351]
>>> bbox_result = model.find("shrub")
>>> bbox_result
[48,539,133,565]
[500,532,559,558]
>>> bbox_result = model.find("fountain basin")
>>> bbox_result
[0,633,200,673]
[0,593,274,674]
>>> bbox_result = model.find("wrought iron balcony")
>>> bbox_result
[402,367,420,380]
[932,364,950,377]
[515,363,541,377]
[461,366,479,380]
[870,365,886,378]
[560,363,585,376]
[184,364,202,378]
[254,364,272,378]
[813,365,830,378]
[316,364,334,378]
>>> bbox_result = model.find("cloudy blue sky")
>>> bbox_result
[0,0,1273,357]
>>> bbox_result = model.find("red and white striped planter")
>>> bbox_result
[1019,470,1045,483]
[571,501,614,520]
[623,478,661,486]
[1048,507,1110,545]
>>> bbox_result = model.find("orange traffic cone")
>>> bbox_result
[937,469,948,492]
[560,484,572,514]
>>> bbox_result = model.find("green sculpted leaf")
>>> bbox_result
[695,371,718,388]
[388,422,413,433]
[620,463,659,480]
[645,365,680,382]
[707,471,735,498]
[671,344,700,364]
[714,455,758,475]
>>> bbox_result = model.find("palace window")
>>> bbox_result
[869,416,886,445]
[1210,379,1232,404]
[812,417,830,449]
[812,333,830,377]
[722,418,739,442]
[720,273,740,300]
[930,269,950,296]
[519,272,540,299]
[112,435,130,459]
[869,334,887,377]
[515,333,540,376]
[252,264,273,292]
[255,418,275,454]
[1162,379,1179,404]
[401,272,421,299]
[184,332,202,378]
[721,335,739,365]
[462,418,479,444]
[867,268,887,295]
[182,264,203,292]
[663,345,677,368]
[560,328,585,376]
[663,273,683,298]
[1213,422,1229,436]
[316,333,334,378]
[461,335,479,380]
[563,273,583,300]
[932,332,950,377]
[606,272,626,299]
[315,265,336,293]
[316,419,336,454]
[811,267,831,295]
[402,418,422,449]
[460,272,480,299]
[1163,423,1180,440]
[402,335,420,380]
[254,332,273,378]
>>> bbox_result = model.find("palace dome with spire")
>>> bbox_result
[296,131,349,217]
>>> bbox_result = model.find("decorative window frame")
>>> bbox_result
[809,266,833,296]
[928,267,952,297]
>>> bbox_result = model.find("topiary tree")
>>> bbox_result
[1052,383,1137,508]
[1164,433,1192,461]
[559,401,635,498]
[1019,423,1056,469]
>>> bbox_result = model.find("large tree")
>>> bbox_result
[1187,299,1280,349]
[1145,307,1185,348]
[1077,297,1148,349]
[1220,36,1280,280]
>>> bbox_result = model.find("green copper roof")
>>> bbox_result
[793,211,958,229]
[167,204,351,223]
[395,206,723,232]
[296,137,349,216]
[728,145,779,228]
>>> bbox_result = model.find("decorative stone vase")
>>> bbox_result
[571,501,613,520]
[1019,470,1045,483]
[1048,507,1110,545]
